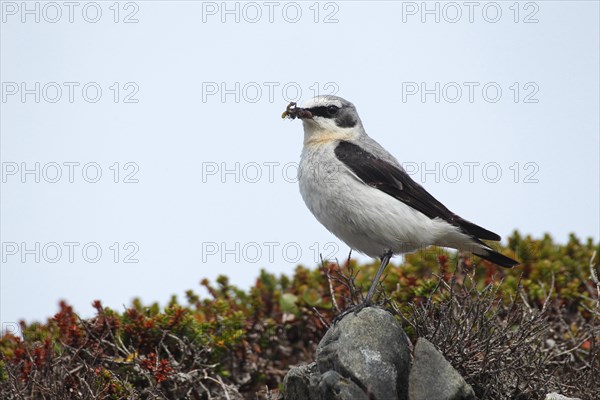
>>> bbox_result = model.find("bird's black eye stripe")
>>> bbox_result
[308,105,339,118]
[327,105,339,115]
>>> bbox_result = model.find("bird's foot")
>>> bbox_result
[332,301,371,324]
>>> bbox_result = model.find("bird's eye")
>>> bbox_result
[327,105,339,115]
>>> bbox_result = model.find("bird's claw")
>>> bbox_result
[332,301,371,324]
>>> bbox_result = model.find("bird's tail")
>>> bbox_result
[473,247,519,268]
[439,230,519,268]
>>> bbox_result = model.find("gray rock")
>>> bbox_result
[316,307,411,400]
[283,363,318,400]
[318,370,369,400]
[283,363,368,400]
[545,393,581,400]
[409,338,475,400]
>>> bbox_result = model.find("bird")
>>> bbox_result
[282,95,518,310]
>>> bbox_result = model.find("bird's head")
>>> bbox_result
[282,95,363,144]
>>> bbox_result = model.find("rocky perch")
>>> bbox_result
[283,307,475,400]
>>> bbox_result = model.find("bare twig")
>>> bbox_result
[320,254,340,313]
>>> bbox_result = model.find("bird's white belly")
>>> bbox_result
[299,145,450,258]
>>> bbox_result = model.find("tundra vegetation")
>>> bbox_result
[1,232,598,399]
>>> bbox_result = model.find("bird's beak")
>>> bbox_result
[281,102,313,120]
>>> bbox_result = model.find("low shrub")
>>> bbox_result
[1,232,598,399]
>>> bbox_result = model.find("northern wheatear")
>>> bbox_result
[282,95,518,308]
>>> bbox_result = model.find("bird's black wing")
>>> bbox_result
[334,141,501,241]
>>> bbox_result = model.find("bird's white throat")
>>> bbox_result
[302,119,359,146]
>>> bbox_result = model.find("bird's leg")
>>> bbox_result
[363,249,393,306]
[332,249,393,324]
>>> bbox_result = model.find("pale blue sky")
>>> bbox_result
[1,1,599,330]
